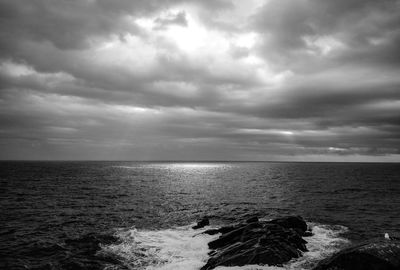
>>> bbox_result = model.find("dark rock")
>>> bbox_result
[203,229,221,235]
[193,217,210,229]
[200,216,309,270]
[219,225,238,234]
[304,231,314,237]
[208,222,262,250]
[313,238,400,270]
[203,225,239,236]
[246,216,259,223]
[269,215,307,234]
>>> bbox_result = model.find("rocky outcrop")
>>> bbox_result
[313,238,400,270]
[193,217,210,229]
[200,216,310,270]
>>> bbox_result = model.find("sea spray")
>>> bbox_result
[102,225,218,270]
[102,222,349,270]
[288,223,350,270]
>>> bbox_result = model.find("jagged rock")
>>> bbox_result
[246,216,259,223]
[203,228,221,235]
[200,216,308,270]
[269,215,308,234]
[313,238,400,270]
[203,225,238,236]
[304,231,314,237]
[208,222,262,250]
[193,217,210,229]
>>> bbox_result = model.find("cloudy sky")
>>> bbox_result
[0,0,399,161]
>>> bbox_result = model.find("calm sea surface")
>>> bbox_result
[1,161,399,269]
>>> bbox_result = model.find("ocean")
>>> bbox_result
[1,161,399,270]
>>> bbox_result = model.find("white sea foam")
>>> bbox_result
[287,223,350,270]
[102,225,218,270]
[102,223,350,270]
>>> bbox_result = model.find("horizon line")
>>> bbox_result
[0,159,399,164]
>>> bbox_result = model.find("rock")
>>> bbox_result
[208,222,262,250]
[269,215,307,235]
[304,231,314,237]
[203,225,238,236]
[313,238,400,270]
[246,216,259,223]
[203,229,221,235]
[200,216,309,270]
[193,217,210,229]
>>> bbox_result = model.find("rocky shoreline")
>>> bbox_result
[313,237,400,270]
[192,216,400,270]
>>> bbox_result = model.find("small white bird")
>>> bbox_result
[384,233,390,240]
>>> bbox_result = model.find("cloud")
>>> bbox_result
[252,0,400,70]
[154,11,188,29]
[0,0,399,161]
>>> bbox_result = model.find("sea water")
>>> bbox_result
[1,161,399,269]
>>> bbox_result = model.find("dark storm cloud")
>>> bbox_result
[0,0,231,51]
[233,78,400,121]
[0,0,399,161]
[252,0,400,70]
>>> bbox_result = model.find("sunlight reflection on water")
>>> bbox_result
[167,163,227,169]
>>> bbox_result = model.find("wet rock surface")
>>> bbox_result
[193,217,210,229]
[200,216,309,270]
[313,238,400,270]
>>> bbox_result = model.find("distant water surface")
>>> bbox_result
[1,161,399,269]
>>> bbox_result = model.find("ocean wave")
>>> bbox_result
[102,225,218,270]
[102,222,350,270]
[286,223,350,270]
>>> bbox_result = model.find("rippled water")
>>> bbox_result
[1,161,399,269]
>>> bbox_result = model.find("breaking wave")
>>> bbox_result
[102,222,350,270]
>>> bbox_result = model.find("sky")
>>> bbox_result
[0,0,399,161]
